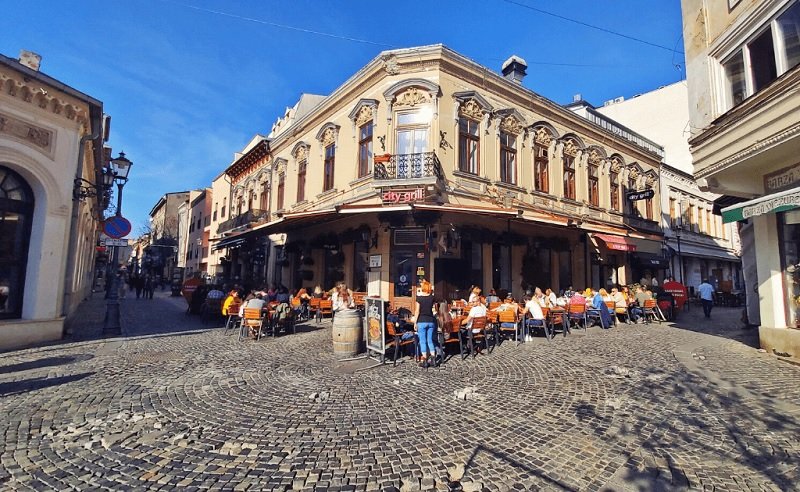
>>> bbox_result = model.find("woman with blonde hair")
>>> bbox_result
[413,279,438,368]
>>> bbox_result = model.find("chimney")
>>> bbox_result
[573,94,582,102]
[501,55,527,84]
[18,50,41,71]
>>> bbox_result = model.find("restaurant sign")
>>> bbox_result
[365,297,387,355]
[721,188,800,223]
[382,187,425,204]
[764,162,800,194]
[626,189,655,201]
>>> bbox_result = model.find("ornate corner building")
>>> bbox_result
[207,45,665,302]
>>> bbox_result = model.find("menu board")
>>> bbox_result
[365,297,386,355]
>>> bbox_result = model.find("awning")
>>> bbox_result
[594,233,637,252]
[668,243,739,261]
[211,235,247,251]
[721,186,800,223]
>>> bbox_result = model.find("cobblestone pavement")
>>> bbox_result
[2,293,799,491]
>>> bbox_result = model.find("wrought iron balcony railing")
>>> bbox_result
[374,152,444,181]
[217,208,269,234]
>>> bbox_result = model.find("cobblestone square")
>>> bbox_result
[1,293,799,491]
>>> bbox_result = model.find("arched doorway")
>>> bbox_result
[0,165,34,319]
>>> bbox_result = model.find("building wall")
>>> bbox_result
[0,60,102,350]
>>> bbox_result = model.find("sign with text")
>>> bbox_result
[764,162,800,194]
[382,187,425,204]
[365,297,387,355]
[626,189,655,201]
[104,238,129,247]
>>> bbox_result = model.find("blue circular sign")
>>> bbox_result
[104,216,132,239]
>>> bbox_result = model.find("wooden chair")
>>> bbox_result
[352,292,367,309]
[317,299,333,323]
[439,316,466,362]
[464,316,490,359]
[308,298,321,321]
[524,308,553,341]
[488,301,502,311]
[567,303,588,332]
[614,302,633,324]
[240,308,265,341]
[223,302,241,334]
[385,321,417,366]
[642,299,660,324]
[497,309,522,345]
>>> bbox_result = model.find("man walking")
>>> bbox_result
[697,279,715,318]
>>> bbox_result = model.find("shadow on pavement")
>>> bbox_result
[665,305,759,347]
[0,372,95,397]
[0,354,94,374]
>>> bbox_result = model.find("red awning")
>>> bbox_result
[594,233,637,252]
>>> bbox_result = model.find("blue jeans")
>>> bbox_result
[417,322,436,356]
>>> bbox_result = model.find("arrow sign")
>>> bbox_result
[103,215,132,239]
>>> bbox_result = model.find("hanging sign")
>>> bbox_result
[365,297,387,355]
[626,189,655,201]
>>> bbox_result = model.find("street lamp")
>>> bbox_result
[109,151,132,216]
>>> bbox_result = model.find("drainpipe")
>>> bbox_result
[62,122,102,321]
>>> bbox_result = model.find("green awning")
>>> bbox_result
[721,187,800,223]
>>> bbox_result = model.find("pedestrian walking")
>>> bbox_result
[697,279,715,318]
[144,275,155,300]
[413,280,437,368]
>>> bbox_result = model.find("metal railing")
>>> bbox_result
[217,208,269,234]
[374,152,444,181]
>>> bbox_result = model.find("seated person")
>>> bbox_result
[545,288,558,308]
[522,294,547,338]
[589,288,613,328]
[485,289,500,305]
[461,300,488,333]
[221,290,240,316]
[631,285,651,322]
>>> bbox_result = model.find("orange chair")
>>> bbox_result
[567,303,588,332]
[239,308,265,341]
[488,301,502,311]
[642,299,660,324]
[224,301,241,334]
[316,299,333,323]
[308,298,321,321]
[497,309,521,344]
[464,316,490,359]
[440,316,466,361]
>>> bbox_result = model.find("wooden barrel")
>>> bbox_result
[332,309,363,357]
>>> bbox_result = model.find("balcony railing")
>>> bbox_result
[217,208,269,234]
[374,152,444,181]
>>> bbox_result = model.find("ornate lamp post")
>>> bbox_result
[103,151,133,335]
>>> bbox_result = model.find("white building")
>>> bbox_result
[595,82,742,292]
[0,51,107,349]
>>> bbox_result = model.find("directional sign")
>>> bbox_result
[103,215,132,239]
[626,189,655,201]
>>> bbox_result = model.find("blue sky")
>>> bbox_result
[1,0,685,231]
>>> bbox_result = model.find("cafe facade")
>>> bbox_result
[211,45,664,305]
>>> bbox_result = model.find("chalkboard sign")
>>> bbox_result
[365,297,386,355]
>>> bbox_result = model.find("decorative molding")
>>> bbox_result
[383,78,440,106]
[316,123,340,147]
[533,126,554,145]
[291,142,310,161]
[459,99,487,121]
[355,106,373,127]
[0,111,54,154]
[587,147,605,166]
[395,87,431,108]
[383,55,400,75]
[697,121,800,179]
[0,73,90,131]
[273,157,287,176]
[563,139,579,157]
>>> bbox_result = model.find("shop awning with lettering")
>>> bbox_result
[721,186,800,223]
[593,233,637,252]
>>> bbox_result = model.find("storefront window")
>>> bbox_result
[780,210,800,328]
[0,165,34,319]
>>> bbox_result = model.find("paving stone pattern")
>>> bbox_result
[1,293,799,491]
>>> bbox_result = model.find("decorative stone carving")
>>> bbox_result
[534,127,553,145]
[320,127,336,147]
[588,149,603,166]
[629,168,640,181]
[609,157,623,173]
[395,87,430,108]
[459,99,485,121]
[355,105,373,127]
[563,139,579,157]
[0,74,89,131]
[499,115,523,135]
[274,158,287,176]
[0,111,53,152]
[383,55,400,75]
[293,145,308,161]
[645,174,656,187]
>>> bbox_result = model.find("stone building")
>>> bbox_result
[591,82,742,292]
[0,51,106,349]
[145,191,189,282]
[184,188,212,280]
[681,0,800,354]
[211,45,665,302]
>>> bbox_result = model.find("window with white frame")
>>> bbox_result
[721,1,800,111]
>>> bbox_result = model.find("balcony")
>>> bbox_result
[374,152,444,183]
[217,208,269,234]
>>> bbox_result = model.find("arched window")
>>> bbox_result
[0,165,34,319]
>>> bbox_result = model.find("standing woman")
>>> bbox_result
[413,280,438,368]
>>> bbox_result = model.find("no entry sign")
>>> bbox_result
[104,215,132,239]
